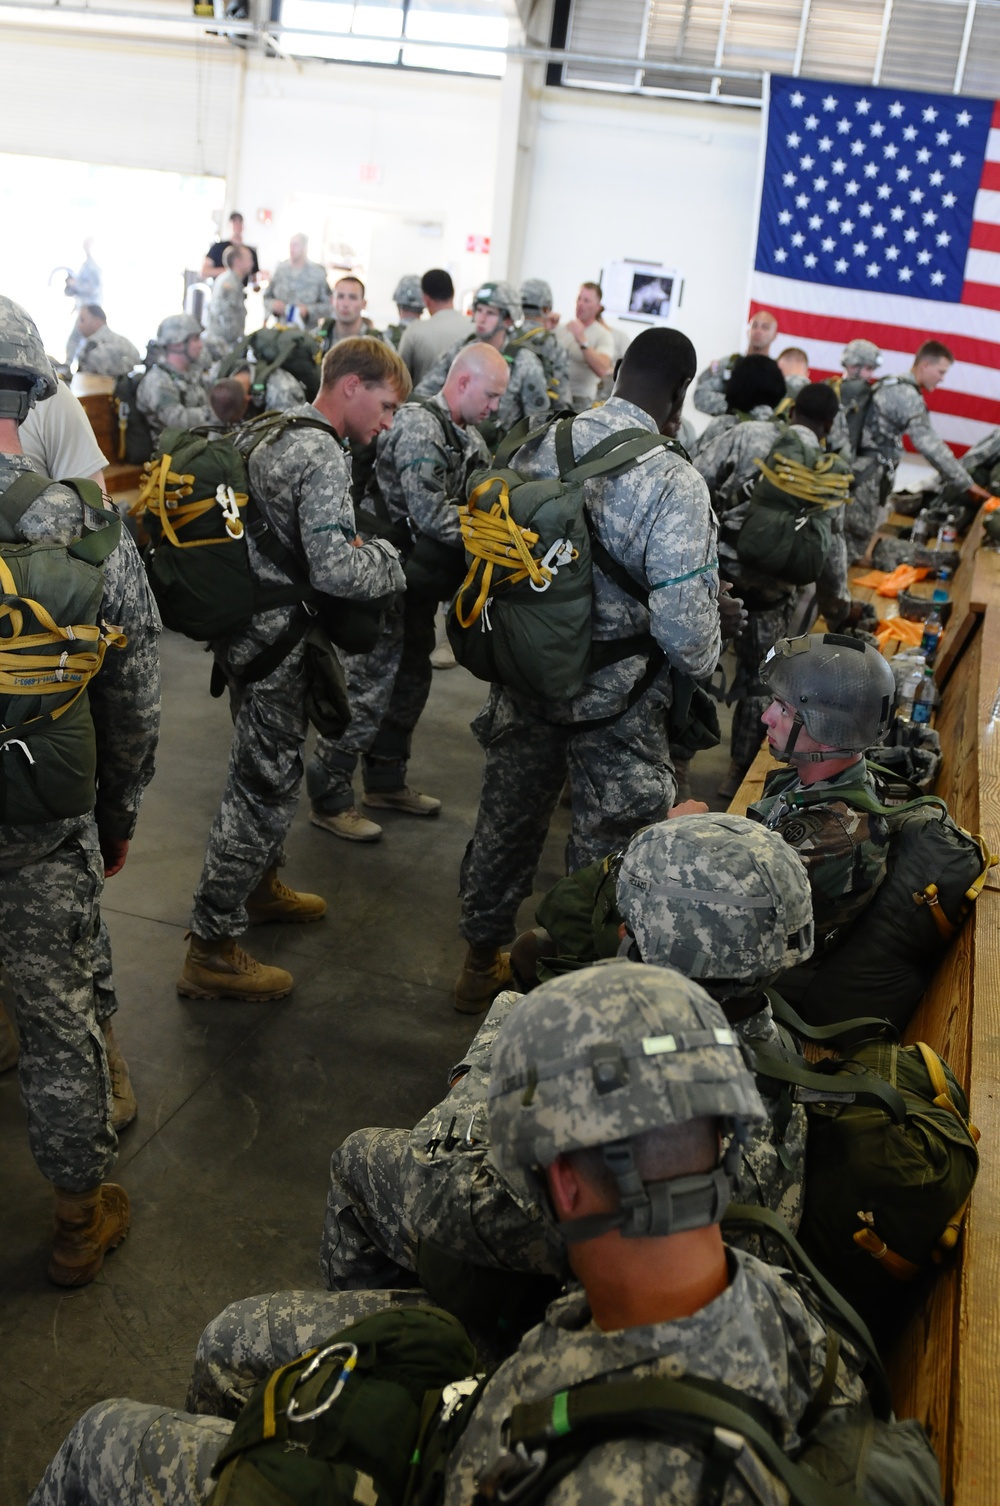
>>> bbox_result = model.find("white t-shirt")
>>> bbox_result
[19,381,108,480]
[555,320,617,408]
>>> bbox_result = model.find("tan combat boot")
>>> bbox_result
[100,1020,138,1132]
[177,935,294,1001]
[310,806,382,842]
[246,865,327,924]
[48,1183,131,1287]
[0,998,18,1073]
[362,788,441,817]
[454,945,513,1015]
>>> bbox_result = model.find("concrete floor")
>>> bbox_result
[0,629,733,1504]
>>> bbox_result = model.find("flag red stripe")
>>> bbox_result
[969,222,1000,253]
[922,390,1000,425]
[979,161,1000,192]
[960,280,1000,311]
[748,299,1000,369]
[992,101,1000,131]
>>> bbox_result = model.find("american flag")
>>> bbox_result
[749,74,1000,456]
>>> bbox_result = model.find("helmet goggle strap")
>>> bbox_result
[560,1137,734,1246]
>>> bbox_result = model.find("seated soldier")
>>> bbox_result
[30,965,890,1506]
[749,633,895,948]
[319,815,814,1295]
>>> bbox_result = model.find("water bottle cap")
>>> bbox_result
[932,588,949,603]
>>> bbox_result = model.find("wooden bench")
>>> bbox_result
[729,509,1000,1503]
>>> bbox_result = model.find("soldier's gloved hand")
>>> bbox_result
[718,582,748,640]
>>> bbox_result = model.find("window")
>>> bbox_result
[276,0,508,75]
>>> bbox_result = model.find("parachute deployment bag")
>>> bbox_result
[219,326,323,406]
[769,768,994,1031]
[0,473,124,823]
[447,417,675,702]
[112,370,154,465]
[735,429,852,586]
[207,1306,478,1506]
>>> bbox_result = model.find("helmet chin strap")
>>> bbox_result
[774,713,860,764]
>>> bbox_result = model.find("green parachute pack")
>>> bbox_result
[733,427,853,586]
[0,473,124,823]
[218,326,323,409]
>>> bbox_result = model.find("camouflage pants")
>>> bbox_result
[190,649,309,940]
[0,817,115,1190]
[459,684,676,948]
[729,598,796,774]
[307,590,437,812]
[844,456,890,564]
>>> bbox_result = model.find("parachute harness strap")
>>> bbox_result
[454,475,568,629]
[133,453,248,550]
[753,451,853,508]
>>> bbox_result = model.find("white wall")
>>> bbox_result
[518,88,763,427]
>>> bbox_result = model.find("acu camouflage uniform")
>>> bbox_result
[135,362,212,447]
[75,324,141,379]
[414,334,551,438]
[693,351,741,415]
[0,456,160,1191]
[460,397,722,949]
[202,270,247,359]
[693,419,850,772]
[748,759,889,945]
[189,406,404,941]
[262,260,332,327]
[848,372,971,562]
[508,321,572,408]
[308,393,488,812]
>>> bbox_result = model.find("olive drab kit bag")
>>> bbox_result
[733,428,853,586]
[112,369,154,465]
[0,473,125,822]
[766,764,995,1032]
[446,416,683,703]
[218,326,323,409]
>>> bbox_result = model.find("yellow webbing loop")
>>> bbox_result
[914,1041,979,1140]
[131,455,248,550]
[852,1226,922,1281]
[453,478,557,629]
[754,451,854,508]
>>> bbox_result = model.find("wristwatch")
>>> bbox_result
[579,340,589,350]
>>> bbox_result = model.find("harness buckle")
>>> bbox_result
[284,1342,358,1424]
[529,538,574,592]
[217,484,245,540]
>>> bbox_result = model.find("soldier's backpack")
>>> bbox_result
[0,474,125,822]
[733,428,853,586]
[828,374,879,459]
[507,325,565,404]
[219,326,323,408]
[206,1305,478,1506]
[447,416,686,703]
[798,1038,979,1332]
[112,369,154,464]
[765,764,994,1031]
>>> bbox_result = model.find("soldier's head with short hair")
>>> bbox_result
[747,309,779,353]
[333,276,367,331]
[209,377,250,427]
[421,268,455,310]
[724,353,787,416]
[76,304,107,338]
[289,233,309,266]
[913,338,954,392]
[318,335,412,446]
[442,341,510,427]
[776,346,809,379]
[575,281,603,325]
[613,326,698,435]
[223,244,253,278]
[789,380,840,440]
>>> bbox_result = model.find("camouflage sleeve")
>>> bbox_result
[305,271,333,324]
[89,528,162,841]
[896,387,971,488]
[770,802,888,938]
[515,349,551,421]
[828,406,852,460]
[693,363,729,416]
[691,425,740,504]
[136,365,211,432]
[379,412,464,546]
[413,350,452,398]
[644,461,722,679]
[265,368,307,411]
[293,435,406,600]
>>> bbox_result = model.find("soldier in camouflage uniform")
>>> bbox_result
[414,281,550,442]
[0,297,160,1285]
[306,343,508,841]
[178,338,409,1002]
[29,966,879,1506]
[202,246,253,360]
[319,812,816,1294]
[455,327,729,1014]
[262,234,332,328]
[750,634,895,945]
[515,277,571,408]
[847,338,992,562]
[136,315,212,446]
[693,381,855,796]
[383,273,424,351]
[318,276,385,350]
[73,305,140,378]
[693,309,779,415]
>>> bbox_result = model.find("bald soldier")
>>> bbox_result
[694,310,779,416]
[308,343,510,840]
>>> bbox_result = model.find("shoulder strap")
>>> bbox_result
[0,472,121,564]
[786,780,945,821]
[748,1039,908,1122]
[765,989,897,1048]
[0,471,55,540]
[408,395,466,454]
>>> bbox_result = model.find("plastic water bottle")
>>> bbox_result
[897,656,926,723]
[911,511,930,547]
[911,666,938,726]
[920,590,949,662]
[936,514,958,549]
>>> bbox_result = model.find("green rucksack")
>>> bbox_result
[0,473,124,823]
[447,416,683,703]
[734,428,853,586]
[827,375,878,459]
[112,369,154,464]
[206,1306,478,1506]
[798,1039,979,1333]
[765,766,994,1032]
[219,326,323,408]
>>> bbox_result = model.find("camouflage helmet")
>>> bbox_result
[616,814,814,990]
[156,314,202,348]
[488,962,765,1242]
[0,296,57,421]
[520,278,553,312]
[392,274,424,311]
[760,633,896,758]
[842,338,881,371]
[473,280,522,324]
